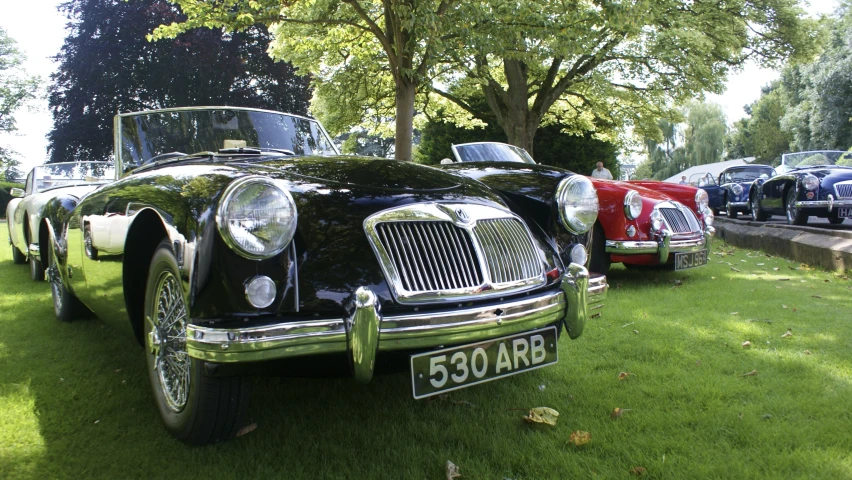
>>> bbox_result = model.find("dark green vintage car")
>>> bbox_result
[43,107,606,444]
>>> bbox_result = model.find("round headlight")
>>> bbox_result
[732,184,743,196]
[702,207,714,226]
[695,189,709,210]
[556,176,599,234]
[623,190,643,220]
[217,176,298,259]
[650,209,664,231]
[802,174,819,191]
[245,276,277,308]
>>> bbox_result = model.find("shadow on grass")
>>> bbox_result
[1,249,851,479]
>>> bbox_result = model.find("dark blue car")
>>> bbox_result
[690,165,775,218]
[749,151,852,225]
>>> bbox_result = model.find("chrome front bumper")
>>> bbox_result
[186,264,607,382]
[605,227,715,264]
[728,201,749,208]
[795,195,852,213]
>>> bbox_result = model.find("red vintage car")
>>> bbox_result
[589,179,715,274]
[629,180,712,223]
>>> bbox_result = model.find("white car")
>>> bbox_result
[7,162,114,280]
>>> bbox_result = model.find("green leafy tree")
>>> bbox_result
[152,0,460,162]
[0,27,40,172]
[431,0,817,156]
[684,101,727,167]
[49,0,311,163]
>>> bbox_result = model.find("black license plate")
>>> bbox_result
[838,208,852,218]
[410,327,558,399]
[675,250,708,271]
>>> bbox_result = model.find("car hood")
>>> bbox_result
[593,179,673,202]
[255,156,466,192]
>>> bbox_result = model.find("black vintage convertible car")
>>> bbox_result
[749,150,852,225]
[42,107,606,444]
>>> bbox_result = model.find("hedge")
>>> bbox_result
[0,181,25,220]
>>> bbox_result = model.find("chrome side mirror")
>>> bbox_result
[10,187,24,198]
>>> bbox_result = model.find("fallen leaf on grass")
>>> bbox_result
[630,466,647,476]
[742,341,752,348]
[742,369,758,377]
[236,423,257,437]
[756,263,765,266]
[804,350,812,355]
[762,414,773,420]
[523,407,559,426]
[773,267,779,271]
[611,407,631,419]
[778,278,790,281]
[618,372,634,380]
[446,460,461,480]
[782,304,788,309]
[621,322,635,328]
[792,307,798,313]
[781,329,793,338]
[731,267,741,272]
[811,295,822,298]
[673,279,682,287]
[632,329,639,335]
[711,276,716,280]
[569,431,592,446]
[788,265,798,270]
[730,312,739,315]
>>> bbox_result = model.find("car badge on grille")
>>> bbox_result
[455,207,470,224]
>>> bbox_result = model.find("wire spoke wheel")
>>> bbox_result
[148,271,190,412]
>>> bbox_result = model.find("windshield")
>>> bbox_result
[781,150,846,168]
[32,162,115,193]
[724,167,775,183]
[452,143,536,164]
[117,108,338,167]
[689,173,716,187]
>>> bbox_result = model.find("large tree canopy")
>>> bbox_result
[0,27,40,174]
[152,0,461,162]
[431,0,816,155]
[49,0,311,163]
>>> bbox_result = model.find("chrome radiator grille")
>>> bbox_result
[375,221,482,292]
[366,203,547,304]
[835,181,852,199]
[660,206,701,234]
[474,218,542,284]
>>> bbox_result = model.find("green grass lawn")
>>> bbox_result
[1,232,851,479]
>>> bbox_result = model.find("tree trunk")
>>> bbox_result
[394,79,416,161]
[504,119,538,157]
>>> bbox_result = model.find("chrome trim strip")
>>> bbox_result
[604,236,706,254]
[795,199,852,208]
[728,202,749,207]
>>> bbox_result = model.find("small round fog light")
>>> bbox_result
[570,244,588,266]
[626,225,637,237]
[245,276,276,309]
[702,207,715,226]
[650,210,664,231]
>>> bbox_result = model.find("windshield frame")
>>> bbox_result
[450,142,536,164]
[29,161,115,194]
[780,150,846,169]
[113,106,340,178]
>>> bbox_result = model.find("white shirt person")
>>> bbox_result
[590,162,613,180]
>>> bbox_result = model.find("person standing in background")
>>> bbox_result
[591,162,613,180]
[679,175,688,185]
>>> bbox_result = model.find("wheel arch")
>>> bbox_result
[123,209,169,345]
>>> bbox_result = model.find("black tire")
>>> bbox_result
[144,240,250,445]
[84,224,98,260]
[785,188,807,226]
[11,241,26,264]
[587,223,610,275]
[48,239,85,322]
[828,215,845,225]
[30,255,45,281]
[726,202,738,220]
[750,194,768,222]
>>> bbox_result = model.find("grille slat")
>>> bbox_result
[374,217,541,296]
[835,182,852,199]
[660,206,701,234]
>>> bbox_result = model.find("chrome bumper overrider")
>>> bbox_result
[728,202,749,208]
[186,264,607,382]
[604,228,715,264]
[28,243,40,260]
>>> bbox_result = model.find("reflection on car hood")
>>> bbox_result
[255,156,464,192]
[593,179,673,202]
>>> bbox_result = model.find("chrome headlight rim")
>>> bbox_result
[702,206,715,226]
[732,184,743,196]
[216,175,298,260]
[695,189,709,210]
[556,175,599,234]
[623,190,643,220]
[802,174,819,191]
